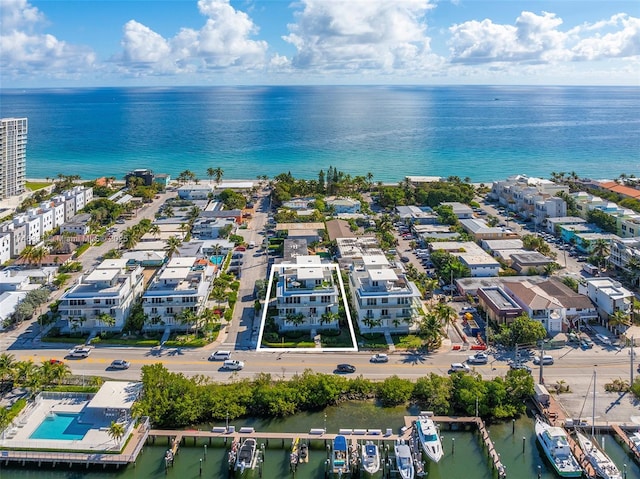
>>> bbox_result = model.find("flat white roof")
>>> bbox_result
[97,258,128,269]
[362,255,389,267]
[368,268,398,281]
[87,381,142,410]
[295,255,322,265]
[85,269,118,282]
[297,267,324,280]
[167,256,196,268]
[159,267,191,280]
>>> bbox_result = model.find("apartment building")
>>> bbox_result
[58,259,144,332]
[273,255,341,331]
[0,118,27,200]
[349,255,422,333]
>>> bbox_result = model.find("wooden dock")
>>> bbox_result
[611,424,640,463]
[566,434,597,479]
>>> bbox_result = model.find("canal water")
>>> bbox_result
[1,403,638,479]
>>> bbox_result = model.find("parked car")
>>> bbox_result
[580,338,594,349]
[467,352,489,365]
[400,256,410,263]
[67,347,91,358]
[370,353,389,363]
[596,333,612,346]
[222,360,244,370]
[448,363,470,373]
[509,362,532,374]
[336,364,356,373]
[209,350,231,361]
[49,359,64,365]
[109,359,130,370]
[533,355,554,365]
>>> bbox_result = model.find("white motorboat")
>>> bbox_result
[415,415,443,462]
[576,432,621,479]
[235,437,259,474]
[394,440,415,479]
[361,441,380,474]
[535,417,582,477]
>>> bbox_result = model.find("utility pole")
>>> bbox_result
[631,336,635,386]
[538,341,544,385]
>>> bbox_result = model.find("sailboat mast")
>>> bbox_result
[591,370,596,438]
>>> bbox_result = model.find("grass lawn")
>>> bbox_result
[357,333,388,350]
[25,181,52,191]
[391,334,424,350]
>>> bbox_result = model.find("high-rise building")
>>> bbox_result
[0,118,28,200]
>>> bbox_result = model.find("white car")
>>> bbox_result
[533,355,554,365]
[467,352,488,364]
[449,362,470,373]
[223,360,244,370]
[370,353,389,363]
[596,334,612,346]
[67,347,91,358]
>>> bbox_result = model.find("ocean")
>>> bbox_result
[1,85,638,183]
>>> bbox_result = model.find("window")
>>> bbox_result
[381,298,388,304]
[152,297,163,304]
[381,309,389,316]
[106,299,116,305]
[151,307,157,314]
[310,296,316,302]
[397,297,409,305]
[367,298,377,306]
[321,295,331,303]
[310,307,316,314]
[166,307,173,314]
[94,299,101,304]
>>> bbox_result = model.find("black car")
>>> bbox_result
[336,364,356,373]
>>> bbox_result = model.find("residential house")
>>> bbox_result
[534,196,567,226]
[578,277,634,327]
[395,206,438,225]
[477,286,523,325]
[509,251,555,274]
[59,213,92,236]
[430,241,500,277]
[326,197,361,214]
[545,217,586,235]
[609,237,640,287]
[440,202,473,219]
[504,279,597,333]
[459,219,518,241]
[177,184,213,200]
[325,219,356,241]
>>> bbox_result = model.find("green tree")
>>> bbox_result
[0,353,17,385]
[377,376,414,407]
[589,238,610,270]
[165,236,183,257]
[493,314,547,347]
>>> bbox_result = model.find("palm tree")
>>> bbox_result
[608,309,631,333]
[0,353,17,384]
[165,236,183,258]
[213,167,224,186]
[590,239,610,270]
[433,302,456,329]
[50,362,71,386]
[13,360,38,388]
[148,224,161,239]
[163,205,174,218]
[107,420,126,447]
[207,167,216,185]
[98,313,116,332]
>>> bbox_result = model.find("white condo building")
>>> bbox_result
[0,118,27,200]
[273,255,341,331]
[141,256,215,330]
[349,255,422,333]
[58,259,144,332]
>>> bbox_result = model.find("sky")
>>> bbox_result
[1,0,639,88]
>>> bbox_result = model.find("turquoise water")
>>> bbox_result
[29,412,92,441]
[209,255,224,265]
[1,86,638,182]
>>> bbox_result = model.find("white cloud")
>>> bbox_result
[116,0,268,75]
[572,14,640,60]
[282,0,442,73]
[449,10,640,66]
[449,11,569,64]
[0,0,95,80]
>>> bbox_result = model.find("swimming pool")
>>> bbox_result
[29,412,93,440]
[209,255,224,265]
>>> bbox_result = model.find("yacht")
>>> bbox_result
[631,432,640,454]
[361,441,380,475]
[535,418,582,477]
[415,415,443,462]
[331,435,349,476]
[234,438,259,475]
[575,431,621,479]
[394,440,415,479]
